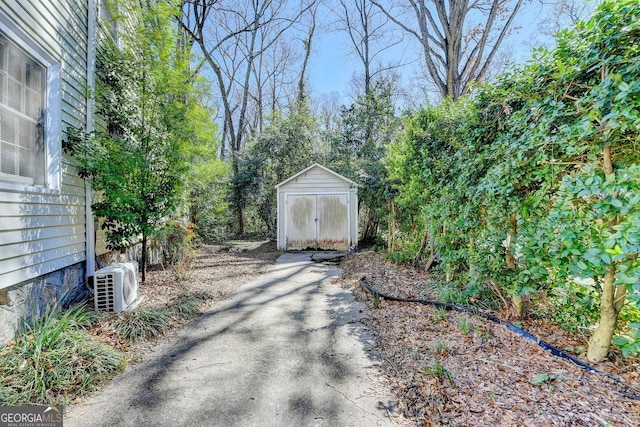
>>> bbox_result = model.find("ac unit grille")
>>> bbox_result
[94,273,117,311]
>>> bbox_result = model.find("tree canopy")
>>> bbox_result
[68,0,215,282]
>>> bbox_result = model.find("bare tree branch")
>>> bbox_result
[372,0,527,99]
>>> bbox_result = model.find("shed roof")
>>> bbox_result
[275,163,358,189]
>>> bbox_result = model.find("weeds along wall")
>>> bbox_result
[385,0,640,361]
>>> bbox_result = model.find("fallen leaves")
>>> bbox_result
[337,251,640,426]
[89,241,281,359]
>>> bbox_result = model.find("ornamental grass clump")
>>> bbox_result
[113,307,172,342]
[171,292,211,320]
[0,304,125,406]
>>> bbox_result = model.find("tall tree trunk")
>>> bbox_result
[372,0,525,99]
[232,158,244,235]
[587,144,626,362]
[468,235,475,276]
[141,233,147,284]
[413,231,433,268]
[189,188,198,225]
[388,200,395,252]
[443,224,453,282]
[588,264,626,361]
[298,4,316,103]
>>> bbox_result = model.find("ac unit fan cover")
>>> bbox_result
[120,262,139,305]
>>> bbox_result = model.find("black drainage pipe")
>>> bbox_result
[359,277,640,401]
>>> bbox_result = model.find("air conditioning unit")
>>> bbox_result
[93,261,139,312]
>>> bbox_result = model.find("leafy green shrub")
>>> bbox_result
[546,279,600,333]
[0,304,125,406]
[612,323,640,358]
[384,0,640,359]
[114,307,171,342]
[383,236,425,265]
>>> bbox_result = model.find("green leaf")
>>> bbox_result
[611,336,629,346]
[530,373,550,385]
[605,245,623,255]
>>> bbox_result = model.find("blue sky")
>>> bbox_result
[309,31,355,97]
[306,1,589,102]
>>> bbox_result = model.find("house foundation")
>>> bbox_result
[0,263,87,345]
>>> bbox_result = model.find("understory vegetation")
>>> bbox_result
[58,0,637,387]
[0,293,211,406]
[0,305,124,406]
[11,0,640,418]
[385,0,640,362]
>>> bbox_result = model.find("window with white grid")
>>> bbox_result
[0,31,45,186]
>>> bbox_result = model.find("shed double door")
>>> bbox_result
[285,194,349,251]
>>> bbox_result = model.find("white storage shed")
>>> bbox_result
[276,164,358,251]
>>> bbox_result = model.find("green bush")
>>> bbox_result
[384,0,640,358]
[546,279,600,333]
[612,323,640,358]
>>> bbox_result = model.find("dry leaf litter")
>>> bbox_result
[336,251,640,426]
[89,243,640,425]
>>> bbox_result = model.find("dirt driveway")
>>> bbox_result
[66,251,403,426]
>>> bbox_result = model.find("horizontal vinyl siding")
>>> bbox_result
[280,169,352,193]
[0,0,89,289]
[0,0,63,55]
[0,155,87,287]
[0,251,85,288]
[0,215,85,232]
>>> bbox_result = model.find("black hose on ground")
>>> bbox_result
[359,277,640,401]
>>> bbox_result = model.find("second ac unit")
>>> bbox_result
[94,261,139,312]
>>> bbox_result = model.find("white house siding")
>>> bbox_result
[0,154,87,287]
[0,0,90,291]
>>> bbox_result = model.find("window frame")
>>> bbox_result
[0,11,61,194]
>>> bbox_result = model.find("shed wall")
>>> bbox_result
[276,166,358,250]
[280,167,350,192]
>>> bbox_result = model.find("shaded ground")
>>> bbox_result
[83,242,640,425]
[69,248,402,426]
[141,240,281,309]
[88,241,282,356]
[336,251,640,426]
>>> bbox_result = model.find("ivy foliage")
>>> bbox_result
[386,0,640,356]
